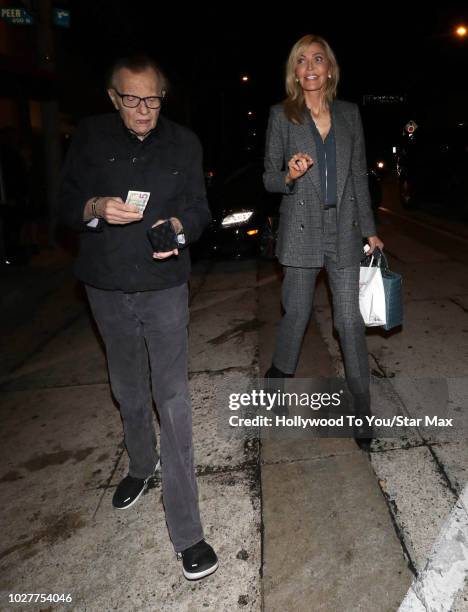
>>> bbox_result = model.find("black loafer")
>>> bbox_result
[177,540,219,580]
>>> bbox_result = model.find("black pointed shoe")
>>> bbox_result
[264,364,294,415]
[112,459,161,509]
[355,435,372,451]
[177,540,219,580]
[264,364,294,378]
[352,393,373,452]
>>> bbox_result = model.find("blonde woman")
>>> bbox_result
[263,35,384,449]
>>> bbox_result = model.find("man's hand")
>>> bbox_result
[367,235,384,254]
[151,217,182,260]
[86,197,142,225]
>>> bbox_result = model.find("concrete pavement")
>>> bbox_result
[1,257,262,611]
[1,195,468,610]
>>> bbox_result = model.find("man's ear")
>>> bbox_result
[107,89,119,110]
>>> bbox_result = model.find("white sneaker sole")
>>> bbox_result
[113,480,148,510]
[183,560,219,580]
[113,459,161,510]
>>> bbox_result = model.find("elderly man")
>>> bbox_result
[59,55,218,580]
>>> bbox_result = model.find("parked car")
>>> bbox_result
[396,122,468,218]
[197,162,280,259]
[196,159,382,259]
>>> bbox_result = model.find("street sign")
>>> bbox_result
[363,94,407,106]
[53,7,70,28]
[0,7,34,25]
[405,120,418,134]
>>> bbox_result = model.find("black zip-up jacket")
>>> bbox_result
[59,112,211,292]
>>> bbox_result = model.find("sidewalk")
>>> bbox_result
[1,203,468,610]
[257,261,410,611]
[0,257,262,611]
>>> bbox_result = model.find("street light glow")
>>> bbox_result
[455,25,467,37]
[241,75,249,82]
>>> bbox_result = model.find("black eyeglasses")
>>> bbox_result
[113,90,165,109]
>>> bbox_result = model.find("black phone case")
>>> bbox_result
[147,221,179,252]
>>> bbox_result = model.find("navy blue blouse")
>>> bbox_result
[307,110,337,207]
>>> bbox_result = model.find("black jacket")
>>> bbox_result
[59,113,211,291]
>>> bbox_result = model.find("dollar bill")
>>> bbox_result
[125,190,151,213]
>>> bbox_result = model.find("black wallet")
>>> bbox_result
[147,221,179,252]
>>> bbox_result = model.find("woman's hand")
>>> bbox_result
[286,152,314,183]
[367,235,384,254]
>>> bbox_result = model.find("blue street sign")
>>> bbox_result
[0,7,34,25]
[53,7,70,28]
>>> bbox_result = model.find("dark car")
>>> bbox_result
[397,122,468,219]
[198,162,281,259]
[197,160,382,259]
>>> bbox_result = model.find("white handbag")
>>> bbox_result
[359,253,386,326]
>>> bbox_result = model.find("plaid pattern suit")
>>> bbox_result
[263,100,377,396]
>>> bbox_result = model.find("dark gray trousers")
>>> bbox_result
[273,208,370,398]
[85,282,204,553]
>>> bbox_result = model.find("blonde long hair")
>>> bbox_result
[283,35,340,124]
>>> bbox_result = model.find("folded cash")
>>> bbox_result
[125,190,150,213]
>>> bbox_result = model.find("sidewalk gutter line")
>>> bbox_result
[426,445,461,502]
[369,352,387,378]
[377,486,418,577]
[92,447,125,521]
[449,297,468,314]
[189,365,254,377]
[259,435,265,612]
[261,449,361,466]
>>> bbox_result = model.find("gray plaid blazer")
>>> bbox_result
[263,100,376,268]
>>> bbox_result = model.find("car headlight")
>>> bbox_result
[221,211,254,227]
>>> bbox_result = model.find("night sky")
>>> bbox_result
[58,2,468,171]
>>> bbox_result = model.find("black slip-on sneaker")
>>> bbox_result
[112,459,161,510]
[177,540,219,580]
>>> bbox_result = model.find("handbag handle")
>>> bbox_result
[362,247,389,271]
[373,247,390,272]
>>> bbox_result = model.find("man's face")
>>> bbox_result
[107,67,163,139]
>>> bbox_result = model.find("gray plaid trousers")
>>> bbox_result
[273,208,370,396]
